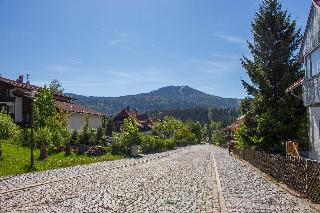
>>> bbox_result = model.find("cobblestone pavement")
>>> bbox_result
[0,145,221,212]
[213,147,318,213]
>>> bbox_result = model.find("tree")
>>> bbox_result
[49,79,64,94]
[239,97,252,116]
[34,87,57,129]
[211,121,225,146]
[34,86,57,159]
[239,0,306,152]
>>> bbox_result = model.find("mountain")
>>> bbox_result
[66,86,241,116]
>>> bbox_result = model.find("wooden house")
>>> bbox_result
[286,0,320,161]
[113,106,153,132]
[0,75,105,131]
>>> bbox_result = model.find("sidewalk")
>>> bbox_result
[212,147,318,212]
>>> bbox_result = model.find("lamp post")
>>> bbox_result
[30,91,36,169]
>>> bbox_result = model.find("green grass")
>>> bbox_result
[0,140,124,177]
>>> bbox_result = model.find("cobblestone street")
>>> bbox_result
[213,147,317,213]
[0,145,318,212]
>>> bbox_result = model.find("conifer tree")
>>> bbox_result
[238,0,306,152]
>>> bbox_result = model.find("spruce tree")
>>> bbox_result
[239,0,306,152]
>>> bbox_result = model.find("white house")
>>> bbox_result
[287,0,320,161]
[0,75,105,131]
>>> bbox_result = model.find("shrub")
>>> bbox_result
[69,130,78,146]
[20,128,32,147]
[111,132,129,155]
[47,116,71,151]
[86,146,107,156]
[96,127,107,146]
[163,138,176,150]
[0,113,21,141]
[140,134,157,153]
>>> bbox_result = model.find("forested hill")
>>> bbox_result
[66,86,241,116]
[147,108,239,125]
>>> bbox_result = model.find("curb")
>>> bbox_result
[212,153,228,213]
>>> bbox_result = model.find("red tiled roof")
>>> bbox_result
[0,76,40,91]
[285,78,304,93]
[137,114,148,122]
[55,101,105,116]
[0,76,74,100]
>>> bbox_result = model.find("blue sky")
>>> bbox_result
[0,0,310,98]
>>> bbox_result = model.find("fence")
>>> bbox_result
[231,148,320,204]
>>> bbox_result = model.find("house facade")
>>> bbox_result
[290,0,320,161]
[0,75,105,131]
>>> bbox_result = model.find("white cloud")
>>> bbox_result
[214,33,247,45]
[192,55,240,74]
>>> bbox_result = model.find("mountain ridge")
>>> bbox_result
[66,85,241,116]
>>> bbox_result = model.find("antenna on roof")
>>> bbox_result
[26,74,30,84]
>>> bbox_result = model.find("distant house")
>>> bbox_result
[113,106,154,132]
[286,0,320,161]
[223,115,245,141]
[0,75,105,131]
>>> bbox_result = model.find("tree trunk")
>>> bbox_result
[131,145,138,157]
[39,144,47,159]
[65,143,71,156]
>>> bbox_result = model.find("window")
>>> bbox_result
[0,104,7,113]
[305,55,312,78]
[309,47,320,78]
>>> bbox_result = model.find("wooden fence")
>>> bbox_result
[231,148,320,203]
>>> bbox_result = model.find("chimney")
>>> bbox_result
[16,75,24,83]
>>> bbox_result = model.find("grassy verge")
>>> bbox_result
[0,140,124,177]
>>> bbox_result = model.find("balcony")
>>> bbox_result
[303,73,320,106]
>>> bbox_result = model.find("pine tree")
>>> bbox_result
[239,0,306,152]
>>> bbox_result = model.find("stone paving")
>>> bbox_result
[213,147,317,213]
[0,145,220,212]
[0,145,318,212]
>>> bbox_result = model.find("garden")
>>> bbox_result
[0,87,205,177]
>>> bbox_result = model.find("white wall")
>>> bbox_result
[88,114,103,129]
[309,106,320,161]
[14,97,22,122]
[67,113,103,131]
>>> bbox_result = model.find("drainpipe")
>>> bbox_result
[289,90,303,100]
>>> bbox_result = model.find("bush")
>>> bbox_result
[20,128,32,147]
[86,146,107,156]
[174,126,197,147]
[96,127,107,146]
[46,116,71,151]
[111,132,129,155]
[140,134,157,153]
[0,113,21,141]
[163,138,176,150]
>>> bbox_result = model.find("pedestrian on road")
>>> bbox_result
[228,141,232,155]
